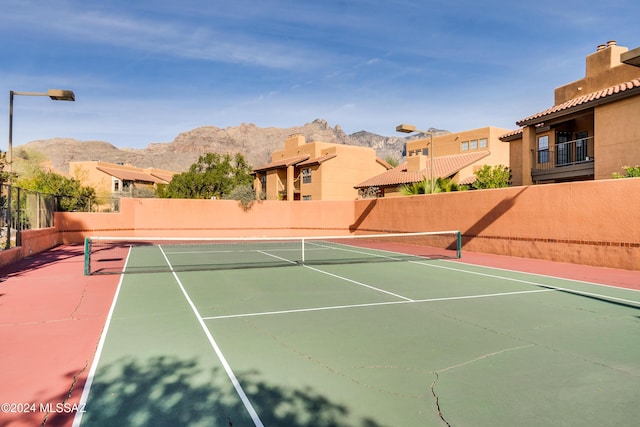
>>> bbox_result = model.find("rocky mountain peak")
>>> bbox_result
[17,119,449,175]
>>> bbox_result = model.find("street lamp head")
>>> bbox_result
[47,89,75,101]
[396,123,417,134]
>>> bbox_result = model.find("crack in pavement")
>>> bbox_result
[430,344,534,426]
[41,359,89,426]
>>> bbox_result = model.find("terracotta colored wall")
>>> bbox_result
[0,228,60,269]
[353,178,640,270]
[10,178,639,271]
[57,198,355,241]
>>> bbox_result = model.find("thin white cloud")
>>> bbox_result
[2,3,322,70]
[2,0,638,152]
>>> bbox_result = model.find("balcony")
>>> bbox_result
[532,137,595,183]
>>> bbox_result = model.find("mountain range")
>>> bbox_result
[16,119,448,174]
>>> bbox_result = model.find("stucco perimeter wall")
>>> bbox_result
[0,228,61,269]
[50,178,640,270]
[57,198,355,242]
[353,178,640,270]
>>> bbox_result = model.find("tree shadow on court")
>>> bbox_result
[68,355,388,427]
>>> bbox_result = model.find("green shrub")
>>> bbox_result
[612,165,640,179]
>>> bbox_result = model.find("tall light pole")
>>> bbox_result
[396,123,435,194]
[8,89,75,175]
[5,89,75,249]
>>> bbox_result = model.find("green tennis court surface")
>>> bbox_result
[74,242,640,426]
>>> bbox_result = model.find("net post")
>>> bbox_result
[301,238,305,264]
[83,237,91,276]
[456,231,462,258]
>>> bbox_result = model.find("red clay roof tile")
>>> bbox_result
[253,154,311,172]
[517,78,640,126]
[97,166,166,184]
[354,151,489,188]
[297,153,337,166]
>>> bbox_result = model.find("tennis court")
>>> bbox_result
[73,233,640,427]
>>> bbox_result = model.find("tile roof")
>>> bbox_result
[499,123,549,141]
[354,151,489,188]
[297,153,337,166]
[253,154,311,172]
[517,78,640,126]
[149,171,175,183]
[97,166,165,183]
[459,175,478,185]
[499,128,523,140]
[376,158,394,169]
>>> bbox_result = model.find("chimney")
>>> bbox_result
[586,40,626,78]
[285,133,306,152]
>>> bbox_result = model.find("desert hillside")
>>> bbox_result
[17,119,448,174]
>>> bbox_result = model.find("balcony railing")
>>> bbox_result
[533,137,594,170]
[532,136,595,182]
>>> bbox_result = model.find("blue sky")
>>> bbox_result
[1,0,639,150]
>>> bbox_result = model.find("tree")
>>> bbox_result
[384,156,400,167]
[472,165,511,189]
[0,151,13,184]
[17,170,96,211]
[161,153,253,199]
[223,184,258,211]
[400,177,467,195]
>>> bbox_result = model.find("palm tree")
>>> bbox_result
[400,177,467,195]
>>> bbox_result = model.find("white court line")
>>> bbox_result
[410,260,640,307]
[73,247,133,427]
[203,289,553,320]
[159,245,265,427]
[257,249,298,264]
[164,247,313,255]
[304,264,415,302]
[257,248,413,301]
[443,258,640,293]
[305,241,403,261]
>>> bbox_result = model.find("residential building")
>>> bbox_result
[501,40,640,186]
[69,161,176,198]
[355,126,511,197]
[253,134,392,200]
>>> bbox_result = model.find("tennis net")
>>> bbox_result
[84,230,462,275]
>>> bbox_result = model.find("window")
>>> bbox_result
[302,168,311,184]
[422,148,429,156]
[461,141,469,151]
[538,136,549,164]
[113,180,119,192]
[302,195,312,201]
[479,138,488,148]
[470,140,478,150]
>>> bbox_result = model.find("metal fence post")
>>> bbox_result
[5,184,11,249]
